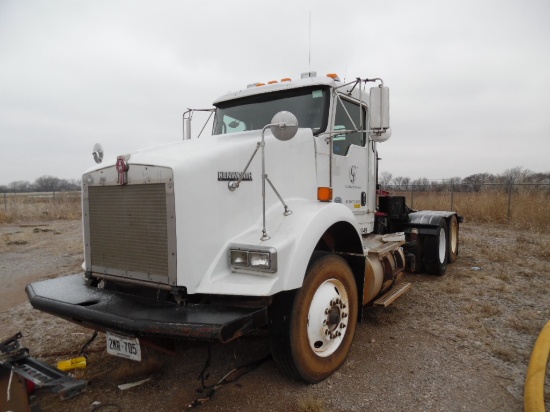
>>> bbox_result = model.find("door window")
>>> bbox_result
[332,98,366,156]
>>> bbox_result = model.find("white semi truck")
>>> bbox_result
[27,72,461,383]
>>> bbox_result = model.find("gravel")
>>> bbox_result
[2,220,548,411]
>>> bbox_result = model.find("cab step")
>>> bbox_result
[373,282,412,307]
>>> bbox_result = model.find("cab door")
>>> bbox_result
[331,96,374,234]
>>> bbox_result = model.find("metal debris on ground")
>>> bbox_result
[186,345,271,409]
[118,378,150,390]
[0,332,88,402]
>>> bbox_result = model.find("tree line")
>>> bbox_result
[379,167,550,192]
[0,176,81,193]
[2,167,549,194]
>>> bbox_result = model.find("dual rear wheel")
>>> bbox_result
[424,215,459,275]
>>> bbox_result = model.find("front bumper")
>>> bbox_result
[26,274,268,343]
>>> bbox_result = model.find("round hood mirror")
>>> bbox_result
[270,111,298,141]
[92,143,104,164]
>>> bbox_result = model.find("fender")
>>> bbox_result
[195,200,363,296]
[405,210,458,235]
[272,200,363,292]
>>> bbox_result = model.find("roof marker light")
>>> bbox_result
[268,80,278,84]
[326,73,341,81]
[256,83,266,87]
[281,78,292,82]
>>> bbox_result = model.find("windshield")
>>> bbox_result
[213,86,329,135]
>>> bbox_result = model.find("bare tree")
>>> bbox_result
[379,171,393,187]
[9,180,31,192]
[461,173,495,192]
[392,176,410,191]
[500,167,532,185]
[528,172,550,184]
[412,177,430,191]
[33,175,60,191]
[447,176,462,191]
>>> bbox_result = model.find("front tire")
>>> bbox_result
[269,254,358,383]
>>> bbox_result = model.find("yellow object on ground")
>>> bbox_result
[524,320,550,412]
[57,356,87,371]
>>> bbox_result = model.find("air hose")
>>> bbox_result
[524,321,550,412]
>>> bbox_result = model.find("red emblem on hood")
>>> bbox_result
[116,156,129,185]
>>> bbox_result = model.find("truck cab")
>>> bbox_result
[26,72,460,383]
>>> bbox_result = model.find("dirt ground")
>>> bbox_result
[1,220,549,411]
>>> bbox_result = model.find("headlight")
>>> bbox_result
[230,250,249,266]
[229,245,277,273]
[249,251,271,270]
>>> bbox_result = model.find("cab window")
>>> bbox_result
[213,86,329,136]
[332,98,366,156]
[220,115,247,134]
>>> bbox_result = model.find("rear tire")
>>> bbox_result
[269,254,358,383]
[447,215,459,263]
[424,220,448,276]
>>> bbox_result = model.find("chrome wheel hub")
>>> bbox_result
[307,279,349,357]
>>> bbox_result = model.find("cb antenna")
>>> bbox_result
[308,12,312,70]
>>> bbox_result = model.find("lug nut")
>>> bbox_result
[342,313,348,318]
[325,308,330,314]
[340,323,346,328]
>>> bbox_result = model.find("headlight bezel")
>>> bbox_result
[229,245,277,274]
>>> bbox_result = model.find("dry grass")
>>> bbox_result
[295,395,325,412]
[440,276,462,294]
[0,192,81,223]
[506,310,542,335]
[3,189,550,232]
[452,224,548,365]
[490,343,518,363]
[84,351,164,382]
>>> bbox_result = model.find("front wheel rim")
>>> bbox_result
[307,278,349,357]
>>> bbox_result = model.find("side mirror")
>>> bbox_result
[270,111,299,141]
[369,86,390,142]
[183,110,192,140]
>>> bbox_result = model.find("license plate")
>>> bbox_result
[106,332,141,361]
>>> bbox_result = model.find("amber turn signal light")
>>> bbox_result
[317,187,333,202]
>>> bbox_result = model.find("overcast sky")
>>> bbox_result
[1,0,549,186]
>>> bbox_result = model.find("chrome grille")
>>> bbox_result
[88,184,170,280]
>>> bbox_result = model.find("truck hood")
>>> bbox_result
[86,129,318,293]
